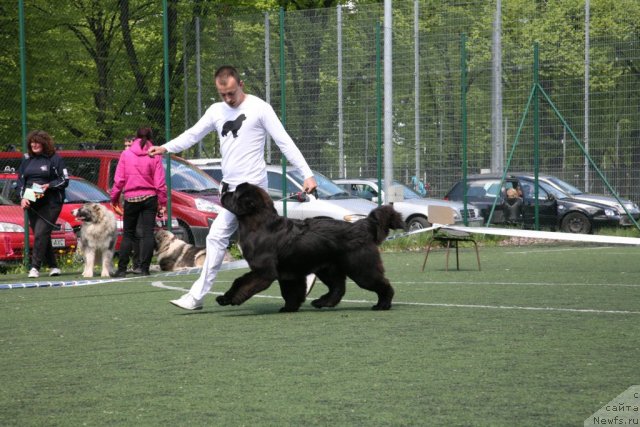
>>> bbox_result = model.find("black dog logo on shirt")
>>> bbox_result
[222,114,246,138]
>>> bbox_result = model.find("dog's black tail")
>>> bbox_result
[366,205,406,244]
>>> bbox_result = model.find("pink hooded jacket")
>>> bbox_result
[110,138,168,206]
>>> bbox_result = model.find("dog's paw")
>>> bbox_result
[279,306,300,313]
[311,296,339,309]
[216,295,231,306]
[311,298,333,309]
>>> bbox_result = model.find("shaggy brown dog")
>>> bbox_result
[71,203,117,278]
[217,183,406,312]
[154,230,206,271]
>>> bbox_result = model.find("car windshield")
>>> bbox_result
[288,169,352,199]
[65,179,110,203]
[0,194,14,206]
[465,180,503,198]
[544,176,583,195]
[167,158,220,194]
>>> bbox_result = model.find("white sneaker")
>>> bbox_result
[306,274,317,296]
[28,268,39,278]
[169,293,203,311]
[50,268,61,277]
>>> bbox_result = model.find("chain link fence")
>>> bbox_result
[175,2,640,201]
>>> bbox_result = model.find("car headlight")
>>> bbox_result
[0,222,24,232]
[195,197,221,214]
[343,214,366,223]
[604,208,616,217]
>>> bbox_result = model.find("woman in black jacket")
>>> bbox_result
[16,130,69,278]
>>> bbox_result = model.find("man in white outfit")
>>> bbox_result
[149,65,317,310]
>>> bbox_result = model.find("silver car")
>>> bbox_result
[191,160,377,223]
[334,178,484,230]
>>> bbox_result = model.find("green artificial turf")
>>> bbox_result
[1,245,639,426]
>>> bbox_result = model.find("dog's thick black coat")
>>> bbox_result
[218,183,406,312]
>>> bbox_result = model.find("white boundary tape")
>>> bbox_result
[387,223,640,246]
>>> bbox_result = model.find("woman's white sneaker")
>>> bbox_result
[28,268,39,278]
[50,268,61,277]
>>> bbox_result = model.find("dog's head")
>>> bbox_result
[71,203,104,223]
[154,229,176,253]
[368,205,407,244]
[221,183,276,218]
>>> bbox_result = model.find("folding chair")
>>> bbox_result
[421,206,481,272]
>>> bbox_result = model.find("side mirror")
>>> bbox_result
[547,193,555,201]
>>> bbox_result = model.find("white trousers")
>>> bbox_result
[187,207,238,301]
[187,178,267,301]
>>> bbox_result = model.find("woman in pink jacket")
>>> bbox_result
[111,127,167,276]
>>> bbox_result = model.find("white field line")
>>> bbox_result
[396,280,640,288]
[151,282,640,315]
[156,278,640,288]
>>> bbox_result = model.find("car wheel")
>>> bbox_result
[560,212,591,234]
[408,216,431,231]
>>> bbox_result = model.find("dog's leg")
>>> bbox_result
[101,249,113,277]
[277,278,307,312]
[347,254,394,310]
[216,271,274,306]
[311,268,346,309]
[82,250,95,278]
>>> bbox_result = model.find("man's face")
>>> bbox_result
[215,77,245,108]
[124,139,133,149]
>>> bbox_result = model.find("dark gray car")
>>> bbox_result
[444,173,637,233]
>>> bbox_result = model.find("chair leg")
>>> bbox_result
[472,240,481,271]
[445,240,452,271]
[422,239,435,271]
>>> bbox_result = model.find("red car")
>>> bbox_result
[0,194,77,266]
[0,151,220,245]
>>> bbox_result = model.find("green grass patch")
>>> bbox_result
[1,246,639,426]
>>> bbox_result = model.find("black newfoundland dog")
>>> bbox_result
[217,183,406,312]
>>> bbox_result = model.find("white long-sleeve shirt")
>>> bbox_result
[163,94,313,190]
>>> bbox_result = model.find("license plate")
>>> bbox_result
[51,238,65,248]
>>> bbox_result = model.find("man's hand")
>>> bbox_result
[303,177,318,194]
[20,198,30,209]
[148,146,167,157]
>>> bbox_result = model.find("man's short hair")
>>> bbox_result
[215,65,241,84]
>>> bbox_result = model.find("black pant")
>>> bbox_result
[118,196,157,273]
[27,195,63,270]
